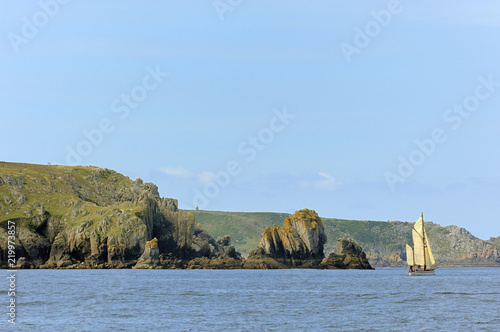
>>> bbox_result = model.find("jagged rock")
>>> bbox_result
[319,239,373,269]
[247,209,326,267]
[45,233,74,268]
[10,188,26,204]
[161,198,178,212]
[17,227,51,267]
[15,257,33,269]
[133,238,160,269]
[186,256,244,269]
[216,235,231,247]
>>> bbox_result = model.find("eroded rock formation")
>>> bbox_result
[245,209,372,269]
[0,163,241,269]
[245,209,326,268]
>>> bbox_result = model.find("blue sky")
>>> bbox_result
[1,0,500,239]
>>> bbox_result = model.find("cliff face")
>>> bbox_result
[357,222,500,267]
[0,162,240,269]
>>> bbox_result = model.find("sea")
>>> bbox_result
[2,267,499,331]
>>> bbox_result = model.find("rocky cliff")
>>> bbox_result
[245,209,372,269]
[346,221,500,267]
[191,210,500,267]
[0,162,241,269]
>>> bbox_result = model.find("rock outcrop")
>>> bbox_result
[133,238,160,269]
[245,209,326,268]
[319,239,373,269]
[245,209,372,269]
[0,162,241,269]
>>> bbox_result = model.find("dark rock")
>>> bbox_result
[319,239,373,269]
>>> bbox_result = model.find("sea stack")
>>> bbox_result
[245,208,373,269]
[245,208,326,268]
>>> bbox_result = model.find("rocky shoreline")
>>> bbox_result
[0,163,372,270]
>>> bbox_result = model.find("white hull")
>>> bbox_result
[409,269,435,276]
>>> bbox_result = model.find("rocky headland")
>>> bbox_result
[0,162,241,269]
[0,162,371,270]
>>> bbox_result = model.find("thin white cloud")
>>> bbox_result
[158,166,193,178]
[198,171,215,185]
[299,172,341,191]
[158,167,219,186]
[315,172,341,190]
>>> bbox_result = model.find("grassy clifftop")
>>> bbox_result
[0,162,183,268]
[0,162,147,231]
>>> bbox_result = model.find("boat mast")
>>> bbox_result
[412,244,415,271]
[422,212,426,269]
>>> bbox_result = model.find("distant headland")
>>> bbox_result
[0,162,498,269]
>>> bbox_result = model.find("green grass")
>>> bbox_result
[0,162,145,237]
[188,210,289,255]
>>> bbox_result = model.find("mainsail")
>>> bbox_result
[405,243,414,266]
[409,214,435,267]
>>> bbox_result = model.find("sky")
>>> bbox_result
[1,0,499,240]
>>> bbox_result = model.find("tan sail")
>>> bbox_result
[412,228,426,265]
[423,227,436,265]
[412,213,436,267]
[414,214,424,237]
[407,213,437,275]
[406,244,414,266]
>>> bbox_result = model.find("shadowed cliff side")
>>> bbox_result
[0,162,242,269]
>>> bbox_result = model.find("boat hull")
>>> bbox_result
[409,270,435,276]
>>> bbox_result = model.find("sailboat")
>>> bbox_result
[406,213,437,276]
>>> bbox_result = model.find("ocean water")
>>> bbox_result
[2,267,499,331]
